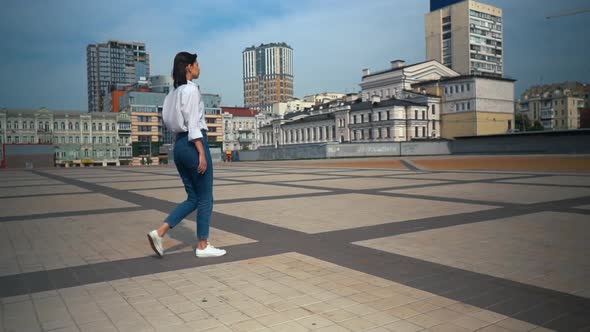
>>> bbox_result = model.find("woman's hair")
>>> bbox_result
[172,52,198,88]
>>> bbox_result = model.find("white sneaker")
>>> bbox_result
[147,230,164,257]
[196,244,226,258]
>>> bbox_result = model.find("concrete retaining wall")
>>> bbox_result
[236,130,590,161]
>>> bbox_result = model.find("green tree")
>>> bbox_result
[529,120,545,131]
[515,113,531,131]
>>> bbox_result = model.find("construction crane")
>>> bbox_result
[546,8,590,19]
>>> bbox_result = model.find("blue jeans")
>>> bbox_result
[165,130,213,240]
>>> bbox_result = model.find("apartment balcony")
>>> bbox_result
[540,107,555,120]
[238,128,253,133]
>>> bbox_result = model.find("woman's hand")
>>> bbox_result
[198,154,207,174]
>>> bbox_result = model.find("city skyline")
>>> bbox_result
[0,0,589,111]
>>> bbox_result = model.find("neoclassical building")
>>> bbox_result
[259,96,434,147]
[0,108,131,166]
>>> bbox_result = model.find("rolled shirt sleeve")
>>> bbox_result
[181,85,203,141]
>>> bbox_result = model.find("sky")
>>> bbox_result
[0,0,589,111]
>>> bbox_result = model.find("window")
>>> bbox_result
[30,121,34,129]
[23,122,27,129]
[415,127,418,137]
[422,127,426,137]
[378,112,382,121]
[61,122,65,130]
[68,122,73,130]
[433,121,436,130]
[98,123,103,131]
[106,137,110,144]
[7,121,11,129]
[432,104,436,115]
[386,127,391,138]
[466,84,470,91]
[69,137,73,143]
[422,111,426,119]
[54,122,58,130]
[92,123,96,131]
[84,123,88,131]
[92,137,96,144]
[415,110,418,119]
[75,122,80,130]
[444,87,448,95]
[76,136,80,144]
[387,111,391,120]
[84,136,88,144]
[112,124,116,131]
[456,104,460,111]
[361,114,364,123]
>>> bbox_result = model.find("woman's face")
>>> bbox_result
[187,60,200,79]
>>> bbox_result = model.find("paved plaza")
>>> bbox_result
[1,157,589,332]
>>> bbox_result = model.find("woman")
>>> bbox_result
[147,52,226,258]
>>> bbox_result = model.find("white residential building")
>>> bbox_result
[221,107,268,151]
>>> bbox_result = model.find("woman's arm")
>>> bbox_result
[195,138,207,174]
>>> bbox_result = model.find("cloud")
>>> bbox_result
[0,0,589,111]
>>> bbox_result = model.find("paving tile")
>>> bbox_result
[356,211,590,297]
[0,193,136,218]
[382,319,425,332]
[135,184,328,203]
[215,193,494,234]
[386,182,590,204]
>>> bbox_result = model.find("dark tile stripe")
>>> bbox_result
[13,168,588,331]
[0,207,145,223]
[0,242,287,298]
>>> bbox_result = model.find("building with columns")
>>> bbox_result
[259,96,432,147]
[0,108,129,167]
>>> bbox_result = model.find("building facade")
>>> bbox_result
[87,40,150,113]
[413,75,515,138]
[303,92,346,105]
[518,82,588,130]
[271,99,315,118]
[0,108,130,167]
[259,97,432,147]
[426,0,503,77]
[202,93,223,146]
[243,43,294,113]
[221,107,267,151]
[360,59,459,101]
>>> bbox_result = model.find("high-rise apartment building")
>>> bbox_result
[426,0,503,77]
[87,40,150,113]
[242,43,294,114]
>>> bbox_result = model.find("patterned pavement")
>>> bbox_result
[1,159,589,332]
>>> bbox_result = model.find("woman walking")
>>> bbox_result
[148,52,226,258]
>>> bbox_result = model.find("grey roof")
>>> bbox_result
[285,112,335,125]
[412,75,516,87]
[1,108,118,118]
[284,109,310,120]
[350,98,427,112]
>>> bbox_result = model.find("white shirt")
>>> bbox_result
[162,80,208,141]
